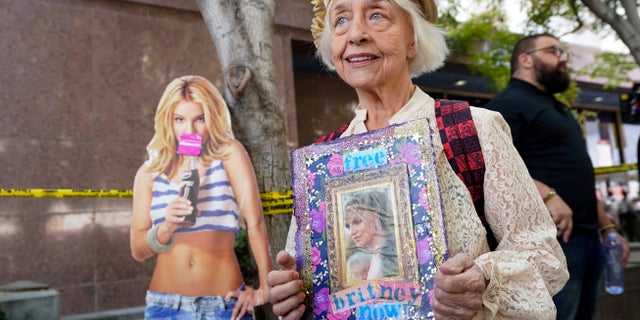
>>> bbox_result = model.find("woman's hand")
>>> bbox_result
[145,197,193,251]
[163,197,193,230]
[268,251,306,320]
[227,285,268,320]
[432,253,486,320]
[603,229,631,267]
[546,194,573,243]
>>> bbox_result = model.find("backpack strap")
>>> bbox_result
[435,99,496,250]
[314,123,349,144]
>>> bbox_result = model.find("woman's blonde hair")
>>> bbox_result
[316,0,449,78]
[344,189,399,277]
[145,75,234,176]
[344,189,393,236]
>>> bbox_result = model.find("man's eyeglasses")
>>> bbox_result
[525,45,569,59]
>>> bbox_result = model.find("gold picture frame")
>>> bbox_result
[325,163,418,292]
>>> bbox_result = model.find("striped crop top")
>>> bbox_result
[149,160,240,234]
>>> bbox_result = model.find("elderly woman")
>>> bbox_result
[268,0,568,319]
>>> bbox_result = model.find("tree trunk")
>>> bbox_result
[196,0,292,276]
[581,0,640,66]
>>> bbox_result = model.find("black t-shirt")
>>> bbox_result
[483,78,598,235]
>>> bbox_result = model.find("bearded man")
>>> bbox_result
[483,33,629,320]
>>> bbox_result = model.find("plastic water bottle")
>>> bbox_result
[604,232,624,295]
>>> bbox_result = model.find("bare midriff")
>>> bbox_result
[149,230,243,296]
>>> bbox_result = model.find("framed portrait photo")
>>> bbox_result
[291,118,449,320]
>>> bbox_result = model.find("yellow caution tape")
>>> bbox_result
[260,190,293,215]
[0,188,294,215]
[594,163,637,175]
[0,188,133,198]
[4,162,639,212]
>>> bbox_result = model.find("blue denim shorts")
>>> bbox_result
[144,290,253,320]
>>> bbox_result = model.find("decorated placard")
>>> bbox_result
[291,118,449,320]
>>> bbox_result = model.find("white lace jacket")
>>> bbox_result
[286,87,569,319]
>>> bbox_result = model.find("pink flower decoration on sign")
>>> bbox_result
[312,246,321,272]
[419,186,429,210]
[314,287,330,315]
[399,142,421,167]
[327,153,344,176]
[310,208,326,233]
[416,235,433,264]
[307,169,315,189]
[328,309,351,320]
